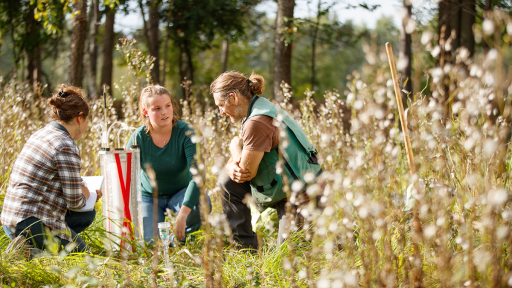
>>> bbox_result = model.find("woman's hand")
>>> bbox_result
[81,183,90,199]
[96,190,102,202]
[174,206,192,241]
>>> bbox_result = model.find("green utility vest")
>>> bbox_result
[243,96,323,207]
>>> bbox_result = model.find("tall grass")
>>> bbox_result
[2,10,512,287]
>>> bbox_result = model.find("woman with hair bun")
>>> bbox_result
[1,85,101,254]
[210,71,323,249]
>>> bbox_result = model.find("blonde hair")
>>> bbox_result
[210,71,265,100]
[138,85,180,134]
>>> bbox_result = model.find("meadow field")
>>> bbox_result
[1,14,512,286]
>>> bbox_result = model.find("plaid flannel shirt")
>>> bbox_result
[1,122,86,241]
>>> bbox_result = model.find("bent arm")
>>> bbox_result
[236,116,275,182]
[226,156,250,183]
[56,147,86,209]
[175,129,200,239]
[238,149,265,181]
[182,129,200,209]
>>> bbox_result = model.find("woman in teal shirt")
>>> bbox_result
[127,85,206,244]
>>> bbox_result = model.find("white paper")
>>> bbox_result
[82,176,104,192]
[68,176,104,212]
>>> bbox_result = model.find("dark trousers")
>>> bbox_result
[12,209,96,253]
[220,176,301,249]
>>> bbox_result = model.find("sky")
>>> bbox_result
[114,0,434,35]
[256,0,403,28]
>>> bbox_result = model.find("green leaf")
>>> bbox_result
[104,0,120,9]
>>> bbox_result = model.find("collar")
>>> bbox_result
[49,121,71,136]
[243,95,259,125]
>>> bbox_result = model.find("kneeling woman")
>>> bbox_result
[1,86,101,253]
[127,85,208,245]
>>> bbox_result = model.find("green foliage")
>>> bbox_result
[161,13,273,97]
[163,0,259,49]
[31,0,69,34]
[28,0,122,35]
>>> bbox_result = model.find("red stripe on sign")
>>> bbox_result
[115,153,134,251]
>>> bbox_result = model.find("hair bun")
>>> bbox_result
[47,85,89,123]
[249,73,265,95]
[48,96,65,108]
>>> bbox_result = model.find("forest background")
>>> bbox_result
[1,0,419,103]
[1,0,506,103]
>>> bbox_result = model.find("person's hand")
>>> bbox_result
[96,190,102,202]
[174,217,186,241]
[81,183,90,199]
[174,206,192,241]
[226,159,251,183]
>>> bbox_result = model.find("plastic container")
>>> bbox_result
[158,222,171,271]
[100,148,142,251]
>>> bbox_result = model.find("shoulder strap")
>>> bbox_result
[243,96,260,125]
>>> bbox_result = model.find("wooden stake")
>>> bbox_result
[386,42,423,288]
[385,42,416,176]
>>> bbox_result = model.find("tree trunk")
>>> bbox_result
[438,0,451,40]
[450,0,461,50]
[27,46,42,95]
[486,0,492,12]
[140,0,160,84]
[310,31,316,91]
[310,1,321,91]
[482,0,492,51]
[438,0,451,44]
[25,4,42,95]
[85,0,100,99]
[100,8,116,93]
[460,0,475,57]
[69,0,88,87]
[273,0,294,101]
[438,0,451,120]
[148,1,160,84]
[446,0,475,56]
[441,0,475,57]
[178,38,194,97]
[162,27,170,86]
[221,39,229,73]
[438,0,453,68]
[86,0,100,99]
[399,1,412,103]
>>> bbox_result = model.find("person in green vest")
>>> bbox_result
[210,71,323,249]
[127,85,209,246]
